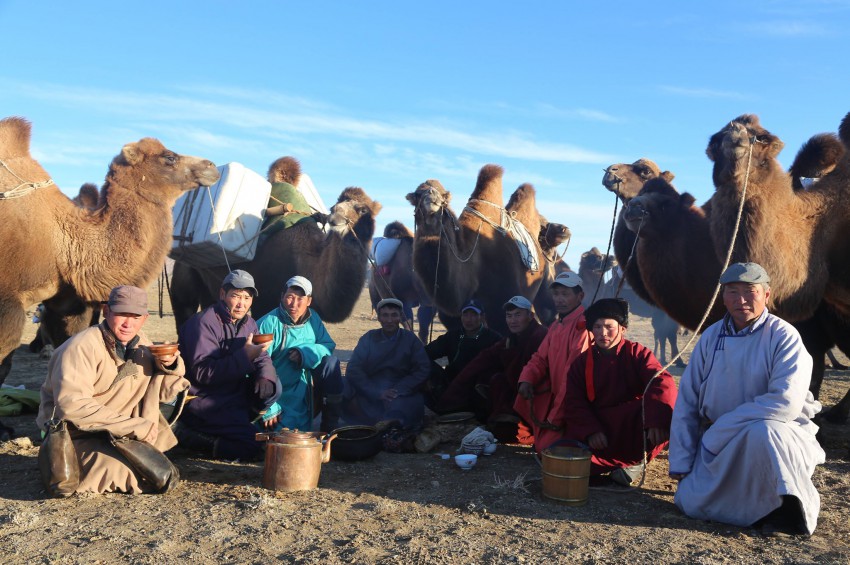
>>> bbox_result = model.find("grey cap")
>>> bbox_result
[550,271,583,289]
[503,295,533,311]
[107,285,148,316]
[719,262,771,285]
[285,275,313,296]
[376,297,404,311]
[222,269,258,296]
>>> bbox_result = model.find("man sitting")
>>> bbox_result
[515,271,589,452]
[257,276,344,432]
[436,296,547,443]
[344,298,431,430]
[175,270,279,461]
[36,285,188,494]
[669,262,825,536]
[424,299,501,407]
[562,298,677,486]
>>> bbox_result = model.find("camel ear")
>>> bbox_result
[680,193,697,208]
[766,137,785,159]
[372,200,383,215]
[405,192,418,205]
[660,171,675,182]
[705,132,721,162]
[121,143,144,166]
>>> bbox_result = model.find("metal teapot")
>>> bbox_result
[256,428,337,492]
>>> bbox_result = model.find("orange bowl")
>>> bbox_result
[253,333,274,345]
[148,343,179,357]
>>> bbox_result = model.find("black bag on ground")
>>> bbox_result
[38,419,80,498]
[110,434,180,493]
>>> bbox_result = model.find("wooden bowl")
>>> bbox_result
[253,333,274,345]
[147,343,179,357]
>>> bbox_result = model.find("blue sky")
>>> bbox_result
[2,1,849,269]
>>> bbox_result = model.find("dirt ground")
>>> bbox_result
[1,285,849,564]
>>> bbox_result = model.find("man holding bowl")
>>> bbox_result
[175,270,279,461]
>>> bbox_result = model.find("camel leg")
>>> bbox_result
[0,297,27,441]
[826,349,849,370]
[823,389,850,424]
[39,295,100,351]
[170,262,205,332]
[417,305,436,343]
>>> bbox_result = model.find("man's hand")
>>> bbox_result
[247,333,272,352]
[287,349,302,366]
[380,388,399,402]
[243,335,265,362]
[646,427,669,446]
[587,431,608,451]
[517,382,534,400]
[254,378,276,400]
[263,415,280,429]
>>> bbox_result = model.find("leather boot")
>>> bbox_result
[172,421,218,458]
[320,394,344,433]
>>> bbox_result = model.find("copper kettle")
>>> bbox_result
[256,428,337,492]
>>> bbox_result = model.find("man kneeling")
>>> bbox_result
[562,298,677,486]
[37,286,188,495]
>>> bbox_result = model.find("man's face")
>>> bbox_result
[551,285,583,315]
[378,306,402,333]
[281,287,312,322]
[219,288,254,322]
[460,309,483,333]
[103,306,148,345]
[505,307,533,335]
[592,318,625,351]
[722,282,770,330]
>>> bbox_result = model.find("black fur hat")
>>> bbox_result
[584,298,629,328]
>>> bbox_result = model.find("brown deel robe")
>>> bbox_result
[37,324,188,494]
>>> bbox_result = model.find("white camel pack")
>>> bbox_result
[170,162,271,268]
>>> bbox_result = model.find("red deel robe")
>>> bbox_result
[561,338,677,474]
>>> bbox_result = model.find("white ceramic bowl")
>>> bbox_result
[454,454,478,471]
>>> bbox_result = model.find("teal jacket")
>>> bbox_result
[256,306,335,431]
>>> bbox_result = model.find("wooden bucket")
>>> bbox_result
[541,445,591,506]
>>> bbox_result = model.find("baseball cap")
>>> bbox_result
[222,269,258,296]
[376,297,404,311]
[461,299,483,314]
[550,271,583,289]
[285,275,313,296]
[107,285,148,316]
[503,296,533,311]
[719,262,771,285]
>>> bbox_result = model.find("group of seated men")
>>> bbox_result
[36,261,825,536]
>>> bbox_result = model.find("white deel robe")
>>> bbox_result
[668,309,825,534]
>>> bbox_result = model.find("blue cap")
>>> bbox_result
[222,270,258,297]
[462,299,483,314]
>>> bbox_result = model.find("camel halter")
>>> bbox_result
[0,159,56,199]
[575,134,757,493]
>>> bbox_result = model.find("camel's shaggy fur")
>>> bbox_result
[789,133,845,189]
[169,179,382,330]
[533,219,571,325]
[0,116,219,386]
[577,247,616,308]
[406,164,544,335]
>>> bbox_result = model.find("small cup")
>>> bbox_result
[253,333,274,345]
[148,343,179,358]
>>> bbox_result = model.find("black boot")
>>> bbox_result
[320,394,344,433]
[172,421,218,457]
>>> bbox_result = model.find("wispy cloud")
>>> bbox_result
[3,80,617,165]
[741,20,830,37]
[658,85,749,100]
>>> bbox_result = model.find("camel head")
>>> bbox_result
[624,177,701,237]
[326,187,382,241]
[579,247,617,278]
[267,156,302,185]
[602,159,675,203]
[706,114,785,188]
[789,133,845,189]
[539,220,571,254]
[383,220,414,239]
[106,138,220,203]
[406,179,452,227]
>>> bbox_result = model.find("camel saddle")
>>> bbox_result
[261,182,316,238]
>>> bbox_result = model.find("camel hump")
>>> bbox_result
[506,183,537,213]
[471,164,504,202]
[840,111,850,147]
[74,183,101,209]
[267,156,302,185]
[0,116,33,158]
[383,220,413,239]
[789,133,845,186]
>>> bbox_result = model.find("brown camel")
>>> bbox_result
[368,221,435,341]
[705,113,850,321]
[577,246,617,308]
[406,164,544,336]
[0,116,219,438]
[532,219,572,326]
[169,157,382,330]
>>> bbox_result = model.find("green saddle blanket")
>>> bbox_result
[0,386,40,417]
[261,182,316,237]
